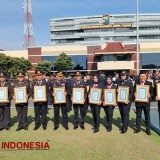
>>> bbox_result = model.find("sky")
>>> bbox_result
[0,0,160,50]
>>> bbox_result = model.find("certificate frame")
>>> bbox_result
[89,88,102,104]
[72,88,84,104]
[53,87,66,104]
[156,83,160,100]
[104,89,117,106]
[14,87,27,104]
[0,87,8,103]
[135,85,150,103]
[117,86,129,103]
[34,86,46,102]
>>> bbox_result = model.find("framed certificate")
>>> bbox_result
[34,86,46,102]
[117,86,129,103]
[147,79,154,87]
[53,87,66,104]
[89,88,102,104]
[156,83,160,100]
[135,85,150,103]
[14,87,27,104]
[0,87,8,103]
[72,88,84,104]
[104,89,117,106]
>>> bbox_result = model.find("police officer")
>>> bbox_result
[134,71,153,135]
[13,72,31,131]
[0,73,12,131]
[32,71,49,130]
[89,74,103,133]
[50,72,69,130]
[71,71,87,130]
[103,76,117,132]
[117,71,134,133]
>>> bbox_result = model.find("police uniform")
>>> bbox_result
[0,73,12,131]
[103,76,117,132]
[71,72,87,130]
[89,76,103,133]
[32,71,49,130]
[118,71,134,133]
[13,72,31,131]
[50,72,69,130]
[134,77,153,135]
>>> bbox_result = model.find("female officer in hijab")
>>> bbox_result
[103,76,117,132]
[117,71,134,134]
[89,74,104,133]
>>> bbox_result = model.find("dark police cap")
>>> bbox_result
[17,72,25,77]
[35,70,43,76]
[120,71,127,76]
[0,73,7,78]
[75,71,81,76]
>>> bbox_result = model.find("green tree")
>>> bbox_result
[54,52,73,71]
[36,61,51,73]
[10,57,32,77]
[0,53,13,73]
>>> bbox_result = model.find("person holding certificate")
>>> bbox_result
[50,72,69,130]
[71,71,87,130]
[0,73,12,131]
[12,72,31,131]
[32,71,49,130]
[117,71,134,134]
[103,76,117,132]
[134,72,153,135]
[89,74,103,133]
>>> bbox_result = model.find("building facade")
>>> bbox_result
[50,13,160,46]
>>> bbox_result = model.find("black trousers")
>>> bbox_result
[103,106,115,130]
[34,103,47,128]
[90,104,101,129]
[136,105,150,130]
[73,104,85,127]
[66,95,72,112]
[0,105,10,129]
[54,104,68,128]
[15,104,28,128]
[118,102,131,130]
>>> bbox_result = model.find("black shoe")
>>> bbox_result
[80,126,85,130]
[146,129,151,135]
[121,128,127,134]
[43,126,47,130]
[134,128,141,133]
[24,127,28,130]
[0,128,4,131]
[107,129,112,132]
[93,129,99,133]
[16,127,23,131]
[65,127,69,130]
[73,126,78,130]
[53,127,59,130]
[5,127,10,131]
[33,126,40,130]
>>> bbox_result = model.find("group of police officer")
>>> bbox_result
[0,70,160,135]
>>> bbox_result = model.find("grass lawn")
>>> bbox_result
[0,108,160,160]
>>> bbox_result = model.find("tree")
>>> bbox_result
[10,57,32,77]
[0,53,13,73]
[36,61,51,73]
[54,52,73,71]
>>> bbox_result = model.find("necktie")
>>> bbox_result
[107,85,110,89]
[141,81,144,85]
[93,84,97,88]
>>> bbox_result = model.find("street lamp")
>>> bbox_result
[136,0,139,75]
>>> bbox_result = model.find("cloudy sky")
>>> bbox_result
[0,0,160,50]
